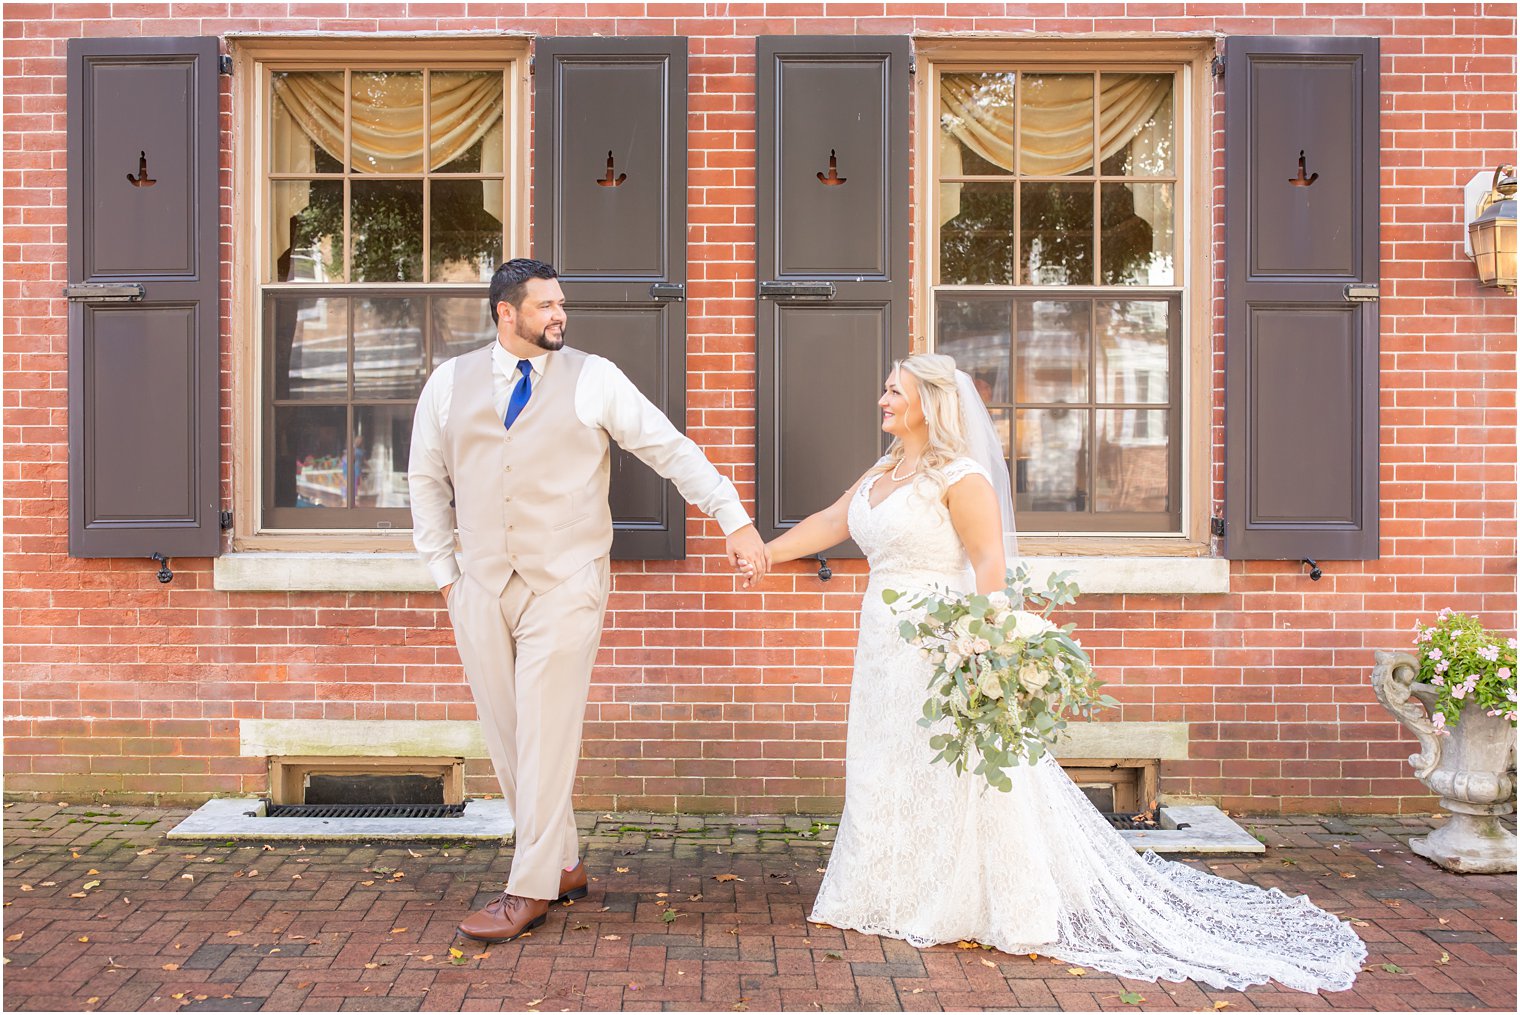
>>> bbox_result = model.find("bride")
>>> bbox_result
[739,353,1367,993]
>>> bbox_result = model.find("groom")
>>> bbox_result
[408,258,769,941]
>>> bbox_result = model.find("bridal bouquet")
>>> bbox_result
[884,566,1115,792]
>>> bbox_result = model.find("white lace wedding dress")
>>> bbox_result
[809,458,1367,993]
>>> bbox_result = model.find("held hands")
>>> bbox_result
[726,524,770,589]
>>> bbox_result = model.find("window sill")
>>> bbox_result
[213,551,1229,595]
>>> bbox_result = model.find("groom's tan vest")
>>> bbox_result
[442,344,612,596]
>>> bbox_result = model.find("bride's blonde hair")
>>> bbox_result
[872,353,968,500]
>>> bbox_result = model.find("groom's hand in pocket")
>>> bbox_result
[727,524,770,587]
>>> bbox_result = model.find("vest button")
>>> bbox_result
[504,465,512,472]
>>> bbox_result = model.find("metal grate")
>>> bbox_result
[263,802,466,819]
[1105,811,1166,831]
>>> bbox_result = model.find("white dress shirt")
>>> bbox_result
[408,341,752,588]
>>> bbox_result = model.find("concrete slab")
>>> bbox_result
[165,797,514,841]
[1124,804,1266,854]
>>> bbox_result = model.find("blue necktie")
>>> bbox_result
[504,359,533,430]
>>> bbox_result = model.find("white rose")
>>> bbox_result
[943,652,963,673]
[952,616,976,639]
[1010,611,1057,641]
[971,637,992,655]
[1018,662,1050,695]
[977,667,1005,699]
[987,590,1012,611]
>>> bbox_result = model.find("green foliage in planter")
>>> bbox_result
[1412,609,1517,731]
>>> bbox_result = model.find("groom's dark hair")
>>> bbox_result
[490,258,559,323]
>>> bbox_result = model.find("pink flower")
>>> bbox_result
[1428,647,1443,661]
[1498,667,1513,681]
[1453,683,1467,700]
[1439,607,1453,619]
[1478,644,1500,662]
[1432,712,1449,733]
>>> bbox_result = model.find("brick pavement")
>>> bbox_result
[2,804,1514,1012]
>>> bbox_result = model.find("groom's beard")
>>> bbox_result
[519,319,565,351]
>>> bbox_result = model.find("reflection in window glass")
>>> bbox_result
[270,180,344,283]
[430,179,504,282]
[1101,182,1173,285]
[937,299,1012,404]
[1016,407,1089,513]
[938,72,1016,177]
[351,180,424,282]
[350,70,423,173]
[271,296,348,400]
[431,71,504,173]
[431,297,496,364]
[274,405,348,509]
[1099,74,1174,176]
[939,183,1015,285]
[1016,301,1089,405]
[1096,301,1170,404]
[354,406,415,509]
[271,72,344,174]
[1021,182,1093,285]
[1095,408,1170,513]
[353,298,425,400]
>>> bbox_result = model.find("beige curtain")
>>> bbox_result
[939,73,1172,226]
[270,71,505,265]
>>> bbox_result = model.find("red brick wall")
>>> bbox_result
[4,3,1515,814]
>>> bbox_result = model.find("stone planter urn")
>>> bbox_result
[1371,650,1517,874]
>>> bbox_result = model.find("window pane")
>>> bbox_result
[1016,300,1089,404]
[270,180,344,283]
[1020,73,1094,176]
[430,179,503,282]
[431,71,504,173]
[351,180,423,282]
[1095,409,1171,513]
[1096,301,1171,404]
[354,405,414,508]
[1101,182,1174,285]
[274,405,349,509]
[432,296,496,364]
[938,182,1015,285]
[937,298,1011,403]
[1016,407,1089,513]
[353,297,424,399]
[938,72,1015,177]
[1021,182,1093,285]
[1100,74,1174,177]
[271,72,343,174]
[270,296,348,400]
[351,70,423,173]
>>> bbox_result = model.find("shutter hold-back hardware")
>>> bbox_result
[1300,558,1323,581]
[150,553,174,584]
[596,151,627,187]
[814,556,832,582]
[817,149,847,185]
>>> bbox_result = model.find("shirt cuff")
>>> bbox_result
[714,503,753,537]
[427,556,462,589]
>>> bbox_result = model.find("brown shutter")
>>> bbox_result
[66,37,223,560]
[1224,37,1380,561]
[755,36,912,555]
[533,37,688,559]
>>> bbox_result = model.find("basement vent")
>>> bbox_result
[263,802,466,819]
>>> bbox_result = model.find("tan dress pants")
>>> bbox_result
[447,556,611,900]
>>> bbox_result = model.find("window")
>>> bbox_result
[931,63,1186,535]
[258,58,518,530]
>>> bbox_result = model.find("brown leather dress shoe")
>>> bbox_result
[556,861,589,904]
[457,892,549,942]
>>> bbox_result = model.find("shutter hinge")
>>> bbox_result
[1210,54,1225,78]
[528,54,534,75]
[1210,516,1225,537]
[220,510,234,530]
[908,51,917,75]
[218,53,232,76]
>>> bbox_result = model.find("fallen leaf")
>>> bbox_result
[408,849,422,858]
[87,869,100,875]
[17,885,31,892]
[360,881,375,887]
[615,867,630,873]
[1211,1003,1232,1011]
[162,962,180,970]
[78,936,90,942]
[1068,967,1088,976]
[3,933,19,942]
[226,931,243,937]
[1120,991,1145,1005]
[1381,962,1405,974]
[1438,917,1449,925]
[980,958,997,968]
[70,892,88,898]
[246,870,259,878]
[1340,872,1357,879]
[823,951,843,960]
[420,955,434,961]
[180,874,193,881]
[656,892,669,898]
[689,893,703,901]
[713,873,740,882]
[662,909,681,923]
[601,934,622,940]
[911,988,924,994]
[82,880,101,890]
[87,999,99,1005]
[1439,952,1450,964]
[1385,899,1402,908]
[364,963,379,970]
[955,941,979,949]
[390,928,406,934]
[1351,920,1370,927]
[527,1000,543,1008]
[171,993,186,1000]
[262,845,274,851]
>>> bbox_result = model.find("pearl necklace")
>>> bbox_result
[889,457,920,482]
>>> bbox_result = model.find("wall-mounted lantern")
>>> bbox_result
[1466,164,1516,294]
